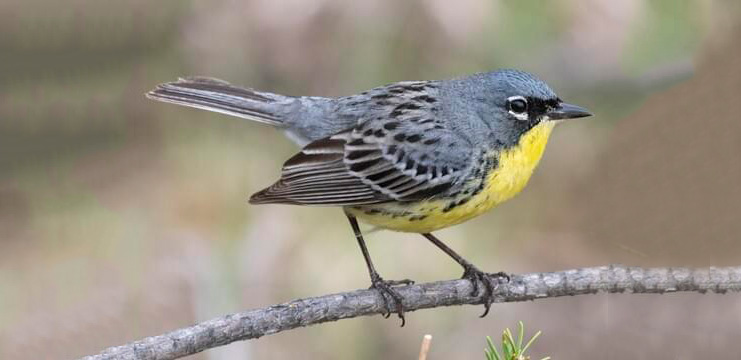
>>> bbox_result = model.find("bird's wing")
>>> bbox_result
[250,85,473,206]
[249,134,388,205]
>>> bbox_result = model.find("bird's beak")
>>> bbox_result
[546,102,592,120]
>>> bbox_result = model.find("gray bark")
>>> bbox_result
[80,265,741,360]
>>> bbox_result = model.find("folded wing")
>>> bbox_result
[250,117,471,206]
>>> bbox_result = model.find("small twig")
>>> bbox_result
[418,334,433,360]
[81,265,741,360]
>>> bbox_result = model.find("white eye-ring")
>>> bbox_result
[506,96,529,121]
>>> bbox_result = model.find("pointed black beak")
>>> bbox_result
[546,102,592,120]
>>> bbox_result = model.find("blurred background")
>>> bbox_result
[2,0,741,359]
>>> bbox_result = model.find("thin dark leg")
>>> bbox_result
[346,214,413,326]
[422,233,509,317]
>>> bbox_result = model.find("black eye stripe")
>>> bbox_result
[530,98,558,114]
[510,97,560,116]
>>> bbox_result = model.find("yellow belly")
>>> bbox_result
[347,121,556,233]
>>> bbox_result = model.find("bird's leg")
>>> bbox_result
[346,214,414,326]
[422,233,510,317]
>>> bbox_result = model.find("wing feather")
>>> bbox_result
[249,82,473,206]
[249,135,391,205]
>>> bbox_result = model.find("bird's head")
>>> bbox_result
[474,69,592,147]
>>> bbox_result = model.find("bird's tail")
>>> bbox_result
[146,76,289,126]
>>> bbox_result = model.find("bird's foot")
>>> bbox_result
[461,264,510,317]
[369,273,414,326]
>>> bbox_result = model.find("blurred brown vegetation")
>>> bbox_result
[1,0,740,359]
[580,36,741,267]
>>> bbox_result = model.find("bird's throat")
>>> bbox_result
[481,120,556,205]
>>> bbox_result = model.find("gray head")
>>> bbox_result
[448,69,592,147]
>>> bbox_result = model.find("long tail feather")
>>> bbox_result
[146,76,287,126]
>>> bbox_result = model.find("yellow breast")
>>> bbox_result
[348,121,556,233]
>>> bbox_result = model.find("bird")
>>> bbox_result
[146,69,592,325]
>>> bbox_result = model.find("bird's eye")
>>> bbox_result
[507,96,528,114]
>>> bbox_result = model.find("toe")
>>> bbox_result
[479,301,492,318]
[370,278,407,326]
[387,278,415,286]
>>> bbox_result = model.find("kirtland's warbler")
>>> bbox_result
[147,70,592,324]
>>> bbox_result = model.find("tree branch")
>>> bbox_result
[80,265,741,360]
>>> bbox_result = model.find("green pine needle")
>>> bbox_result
[484,322,550,360]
